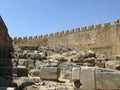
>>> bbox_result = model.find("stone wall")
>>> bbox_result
[0,16,13,57]
[13,19,120,56]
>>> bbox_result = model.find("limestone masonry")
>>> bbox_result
[14,19,120,56]
[0,16,13,57]
[1,16,120,90]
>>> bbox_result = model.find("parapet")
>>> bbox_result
[34,36,37,39]
[14,37,17,41]
[114,19,120,24]
[44,34,48,38]
[69,29,74,33]
[28,36,33,40]
[13,18,119,44]
[76,28,80,32]
[65,30,69,34]
[81,26,87,31]
[23,36,27,40]
[95,23,102,29]
[88,25,94,30]
[49,33,53,37]
[104,22,111,28]
[54,32,59,37]
[18,37,22,41]
[60,31,64,36]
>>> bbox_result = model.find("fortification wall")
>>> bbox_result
[13,19,120,56]
[0,16,13,57]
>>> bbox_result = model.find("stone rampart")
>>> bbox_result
[13,19,120,56]
[0,16,13,57]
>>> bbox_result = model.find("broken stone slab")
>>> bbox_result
[71,66,120,90]
[19,77,34,84]
[96,68,120,90]
[27,59,35,69]
[39,67,59,80]
[18,59,28,67]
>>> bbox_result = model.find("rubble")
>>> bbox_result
[0,45,120,90]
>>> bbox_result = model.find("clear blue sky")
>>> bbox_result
[0,0,120,38]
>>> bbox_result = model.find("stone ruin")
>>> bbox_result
[0,16,120,90]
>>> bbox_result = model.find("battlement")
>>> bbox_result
[13,19,120,41]
[13,19,120,56]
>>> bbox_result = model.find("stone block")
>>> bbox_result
[40,67,59,80]
[96,68,120,89]
[72,67,80,80]
[80,66,96,90]
[20,77,34,84]
[18,59,28,67]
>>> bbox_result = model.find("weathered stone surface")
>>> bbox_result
[29,69,40,77]
[18,59,28,67]
[40,67,59,80]
[84,57,96,63]
[105,61,120,70]
[96,68,120,89]
[86,50,96,58]
[96,62,105,68]
[80,66,96,90]
[72,67,80,80]
[27,59,34,69]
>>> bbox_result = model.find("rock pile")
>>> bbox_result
[0,45,120,90]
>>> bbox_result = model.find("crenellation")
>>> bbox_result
[23,36,27,40]
[88,25,94,30]
[65,30,69,34]
[54,32,59,37]
[76,28,80,32]
[81,26,87,31]
[28,36,33,40]
[44,34,48,38]
[95,23,102,29]
[13,18,120,56]
[34,36,37,39]
[14,37,17,41]
[60,31,64,36]
[37,35,43,39]
[49,33,53,37]
[18,37,22,41]
[114,19,120,25]
[104,22,111,28]
[69,29,74,33]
